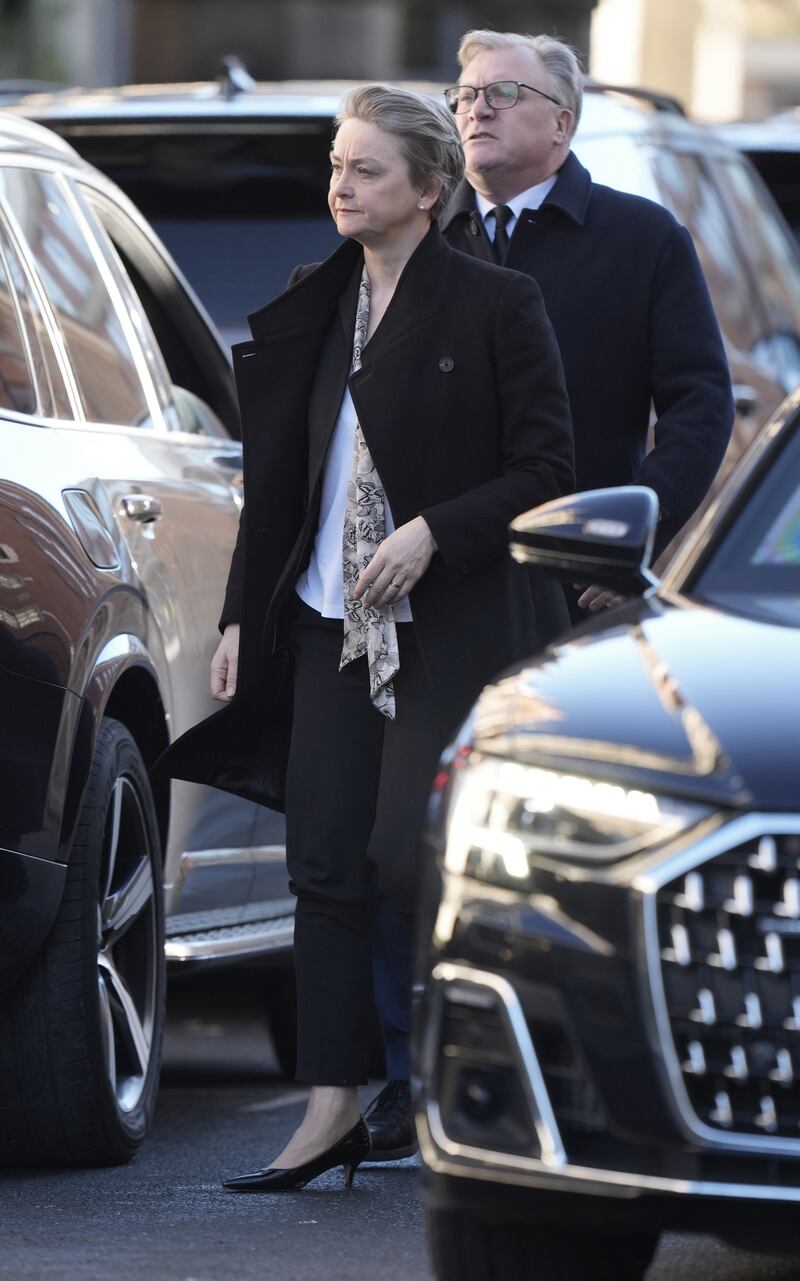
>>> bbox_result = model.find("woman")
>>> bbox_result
[163,84,573,1191]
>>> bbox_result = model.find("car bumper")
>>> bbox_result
[416,812,800,1238]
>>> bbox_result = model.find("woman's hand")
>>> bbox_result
[211,624,240,701]
[353,516,436,611]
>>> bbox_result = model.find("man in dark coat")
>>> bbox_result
[440,30,734,594]
[365,29,735,1159]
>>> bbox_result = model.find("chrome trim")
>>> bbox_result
[425,961,566,1168]
[636,812,800,1157]
[417,1108,800,1203]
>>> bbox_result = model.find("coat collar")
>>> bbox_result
[247,237,361,343]
[247,222,453,353]
[440,150,592,233]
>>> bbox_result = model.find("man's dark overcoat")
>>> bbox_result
[441,152,735,556]
[160,224,574,809]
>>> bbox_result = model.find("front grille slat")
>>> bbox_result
[655,830,800,1143]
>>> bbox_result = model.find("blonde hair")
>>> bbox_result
[457,30,583,137]
[336,83,465,219]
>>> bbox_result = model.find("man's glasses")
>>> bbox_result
[444,81,562,114]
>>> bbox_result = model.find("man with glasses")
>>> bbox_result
[441,29,733,600]
[364,30,734,1165]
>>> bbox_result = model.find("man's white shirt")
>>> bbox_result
[476,175,558,243]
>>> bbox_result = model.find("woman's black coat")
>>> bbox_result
[161,224,574,809]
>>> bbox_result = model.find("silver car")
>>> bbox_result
[0,113,292,1167]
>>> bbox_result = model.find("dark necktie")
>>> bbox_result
[490,204,513,264]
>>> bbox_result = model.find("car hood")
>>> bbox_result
[472,599,799,811]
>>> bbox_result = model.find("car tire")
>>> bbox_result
[0,717,165,1166]
[425,1207,659,1281]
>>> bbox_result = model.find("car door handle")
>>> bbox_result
[732,383,759,417]
[121,494,163,523]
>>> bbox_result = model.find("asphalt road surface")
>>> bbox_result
[2,974,800,1281]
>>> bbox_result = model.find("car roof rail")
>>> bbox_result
[215,55,256,101]
[584,79,686,116]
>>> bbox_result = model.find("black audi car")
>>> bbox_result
[416,389,800,1281]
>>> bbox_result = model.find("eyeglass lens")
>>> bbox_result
[446,81,520,112]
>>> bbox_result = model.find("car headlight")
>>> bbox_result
[442,753,713,886]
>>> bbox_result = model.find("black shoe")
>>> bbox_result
[364,1080,417,1161]
[222,1117,371,1192]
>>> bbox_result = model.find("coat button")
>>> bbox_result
[439,356,455,372]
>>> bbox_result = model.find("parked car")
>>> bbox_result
[416,385,800,1280]
[11,73,800,561]
[0,112,295,1168]
[716,111,800,243]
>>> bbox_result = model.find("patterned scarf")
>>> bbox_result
[339,267,400,719]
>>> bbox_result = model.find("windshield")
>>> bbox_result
[692,418,800,627]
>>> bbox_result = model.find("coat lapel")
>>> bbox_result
[246,237,362,343]
[440,182,494,263]
[356,223,454,369]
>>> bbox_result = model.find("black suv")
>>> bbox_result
[417,387,800,1280]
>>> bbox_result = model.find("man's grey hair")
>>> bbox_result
[457,30,583,137]
[336,84,465,219]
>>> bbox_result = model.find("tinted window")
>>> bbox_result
[648,150,766,360]
[0,168,152,426]
[712,157,800,392]
[73,127,339,345]
[81,185,239,435]
[0,239,35,414]
[744,150,800,241]
[694,423,800,627]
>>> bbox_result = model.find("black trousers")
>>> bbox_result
[286,601,447,1085]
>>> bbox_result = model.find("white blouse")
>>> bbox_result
[295,384,413,621]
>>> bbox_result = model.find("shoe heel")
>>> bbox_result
[343,1160,361,1189]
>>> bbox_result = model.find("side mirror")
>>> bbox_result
[510,486,660,595]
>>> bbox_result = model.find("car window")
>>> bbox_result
[647,149,767,362]
[81,184,239,437]
[572,134,661,202]
[710,157,800,393]
[0,168,153,427]
[76,128,339,345]
[742,150,800,242]
[693,423,800,628]
[0,235,36,415]
[0,212,73,419]
[73,182,177,427]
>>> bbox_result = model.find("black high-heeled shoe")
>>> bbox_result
[222,1117,371,1192]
